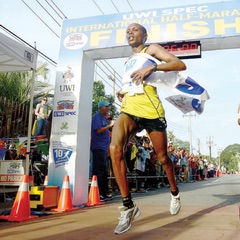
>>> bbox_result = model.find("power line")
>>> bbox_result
[92,0,105,15]
[94,70,113,90]
[21,0,59,38]
[101,60,123,85]
[45,0,65,20]
[167,125,188,135]
[36,0,61,27]
[0,24,57,67]
[50,0,68,19]
[19,0,131,99]
[111,0,120,13]
[98,61,122,89]
[95,61,122,91]
[167,119,188,130]
[126,0,134,11]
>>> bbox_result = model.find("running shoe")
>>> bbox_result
[170,193,181,215]
[100,195,113,202]
[114,204,141,235]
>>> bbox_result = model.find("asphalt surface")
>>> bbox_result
[0,174,239,240]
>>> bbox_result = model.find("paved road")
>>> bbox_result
[0,174,239,239]
[111,173,240,206]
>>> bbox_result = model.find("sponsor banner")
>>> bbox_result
[0,160,26,185]
[60,1,240,52]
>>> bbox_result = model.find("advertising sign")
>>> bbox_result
[49,0,240,205]
[0,160,26,186]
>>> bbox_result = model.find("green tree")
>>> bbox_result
[167,130,190,150]
[0,61,53,105]
[167,131,175,143]
[220,144,240,171]
[92,80,118,118]
[0,61,53,137]
[34,61,54,105]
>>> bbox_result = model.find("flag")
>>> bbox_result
[165,95,206,114]
[121,53,210,113]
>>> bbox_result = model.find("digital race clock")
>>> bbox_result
[160,41,201,59]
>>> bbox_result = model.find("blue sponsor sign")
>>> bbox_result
[53,148,73,165]
[53,111,77,117]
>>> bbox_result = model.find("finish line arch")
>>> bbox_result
[48,0,240,205]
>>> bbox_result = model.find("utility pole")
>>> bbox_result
[183,112,196,154]
[206,136,215,161]
[217,148,222,170]
[197,138,201,156]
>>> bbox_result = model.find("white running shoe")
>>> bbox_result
[114,204,141,235]
[170,193,181,215]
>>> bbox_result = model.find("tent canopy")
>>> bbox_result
[0,31,38,176]
[0,32,37,72]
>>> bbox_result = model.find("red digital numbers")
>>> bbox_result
[181,43,198,50]
[163,43,198,51]
[161,41,201,59]
[163,44,177,51]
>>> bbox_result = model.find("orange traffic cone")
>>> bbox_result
[29,175,34,187]
[0,175,38,222]
[85,175,104,206]
[51,175,78,212]
[43,175,48,186]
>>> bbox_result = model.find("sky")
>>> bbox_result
[1,0,239,157]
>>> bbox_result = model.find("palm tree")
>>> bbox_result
[33,61,54,107]
[0,61,54,137]
[0,61,54,105]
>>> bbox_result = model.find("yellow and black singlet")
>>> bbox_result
[120,47,165,119]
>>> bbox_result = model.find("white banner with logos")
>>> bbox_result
[121,53,210,114]
[0,160,26,186]
[48,51,94,206]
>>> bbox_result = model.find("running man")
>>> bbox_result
[110,23,187,235]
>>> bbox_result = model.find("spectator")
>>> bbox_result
[145,144,158,188]
[199,156,205,180]
[192,155,199,181]
[181,150,189,182]
[208,162,214,178]
[110,23,186,234]
[45,110,52,143]
[188,154,195,182]
[135,142,151,190]
[203,158,208,179]
[34,97,49,137]
[129,140,138,172]
[173,148,181,179]
[91,100,115,202]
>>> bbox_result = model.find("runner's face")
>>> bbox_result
[126,24,145,47]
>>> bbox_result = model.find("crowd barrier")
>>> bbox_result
[108,172,216,192]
